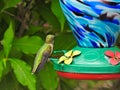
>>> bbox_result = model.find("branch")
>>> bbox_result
[3,10,22,22]
[17,0,34,37]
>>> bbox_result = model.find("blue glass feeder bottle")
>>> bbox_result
[51,0,120,80]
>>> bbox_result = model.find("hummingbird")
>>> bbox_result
[32,34,55,74]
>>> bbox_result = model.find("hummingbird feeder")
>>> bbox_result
[51,0,120,80]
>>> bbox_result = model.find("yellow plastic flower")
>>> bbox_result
[58,50,81,65]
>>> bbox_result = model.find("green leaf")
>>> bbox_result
[37,62,58,90]
[37,2,61,31]
[3,0,21,10]
[10,47,23,58]
[0,60,4,80]
[0,72,26,90]
[60,78,77,90]
[10,58,36,90]
[2,22,14,57]
[0,1,4,12]
[0,51,11,77]
[51,0,65,31]
[54,33,77,50]
[13,36,44,54]
[28,25,42,35]
[0,51,4,60]
[0,51,4,80]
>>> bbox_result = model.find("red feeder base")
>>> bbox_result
[57,71,120,80]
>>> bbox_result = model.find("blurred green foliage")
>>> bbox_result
[0,0,120,90]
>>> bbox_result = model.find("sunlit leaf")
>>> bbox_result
[38,62,58,90]
[2,22,14,57]
[10,58,36,90]
[51,0,65,31]
[13,36,44,54]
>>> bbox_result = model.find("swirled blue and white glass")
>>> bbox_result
[60,0,120,48]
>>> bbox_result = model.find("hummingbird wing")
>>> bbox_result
[34,44,52,73]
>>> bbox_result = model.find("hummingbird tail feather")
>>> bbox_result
[36,56,48,73]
